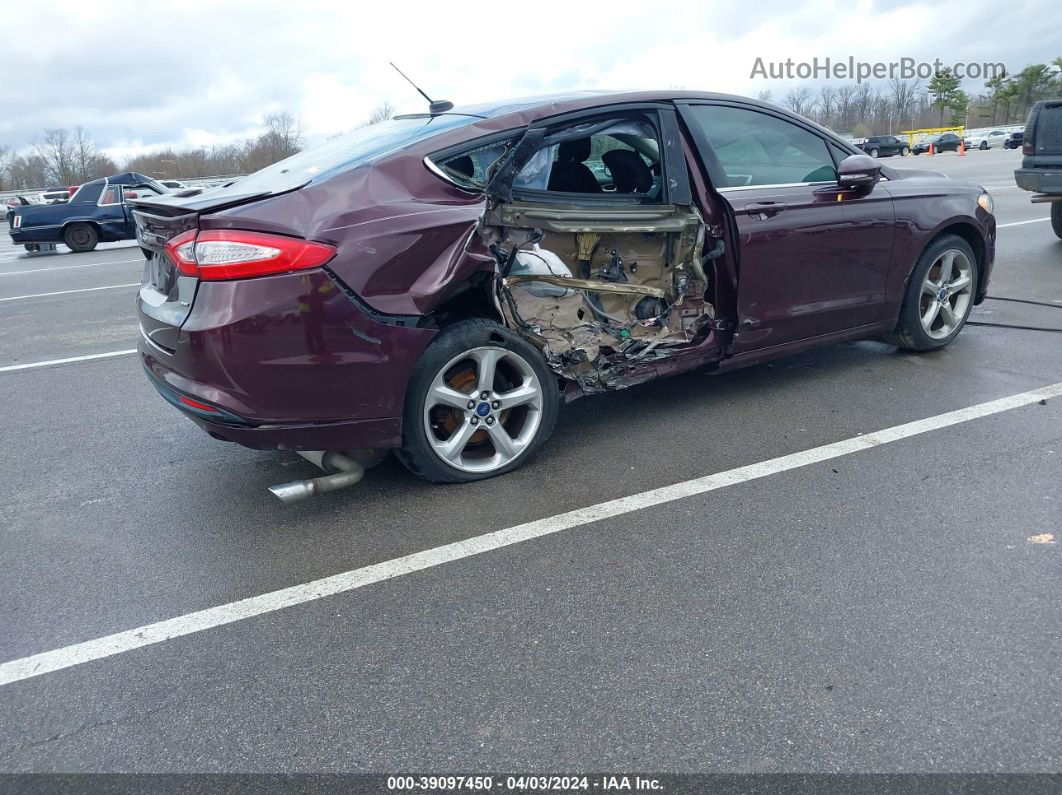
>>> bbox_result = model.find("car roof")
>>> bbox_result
[447,89,788,120]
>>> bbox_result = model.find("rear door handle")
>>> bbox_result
[745,201,787,218]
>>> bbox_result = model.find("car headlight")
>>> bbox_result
[977,192,994,214]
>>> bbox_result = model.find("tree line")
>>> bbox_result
[767,58,1062,137]
[0,111,306,191]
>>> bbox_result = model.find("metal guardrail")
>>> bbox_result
[0,175,247,204]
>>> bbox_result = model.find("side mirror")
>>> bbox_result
[837,154,881,192]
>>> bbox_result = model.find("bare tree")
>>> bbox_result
[782,87,816,119]
[833,85,857,132]
[0,144,11,191]
[33,128,77,185]
[69,126,115,182]
[756,89,773,104]
[816,85,836,127]
[8,155,49,190]
[888,79,921,133]
[365,101,396,126]
[260,111,303,161]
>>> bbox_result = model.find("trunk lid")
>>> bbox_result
[132,187,281,351]
[134,207,199,352]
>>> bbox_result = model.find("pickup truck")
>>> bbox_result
[856,135,911,158]
[8,171,169,252]
[1014,100,1062,239]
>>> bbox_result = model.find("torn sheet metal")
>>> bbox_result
[487,205,716,393]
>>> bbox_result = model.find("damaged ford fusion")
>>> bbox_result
[133,90,995,498]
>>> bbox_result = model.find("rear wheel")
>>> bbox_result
[63,223,98,252]
[901,146,910,156]
[886,235,978,351]
[397,319,559,483]
[1052,202,1062,240]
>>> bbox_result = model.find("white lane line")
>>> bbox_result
[0,283,139,302]
[1,380,1059,688]
[0,349,137,373]
[998,218,1051,229]
[0,259,143,277]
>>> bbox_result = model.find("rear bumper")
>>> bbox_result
[142,361,403,449]
[1015,168,1062,194]
[9,226,62,244]
[138,268,437,451]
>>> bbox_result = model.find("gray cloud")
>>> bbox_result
[2,0,1059,161]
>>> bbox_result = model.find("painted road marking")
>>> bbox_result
[0,349,137,373]
[0,283,139,302]
[0,259,143,277]
[997,218,1052,229]
[1,380,1059,687]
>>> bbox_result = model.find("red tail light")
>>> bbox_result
[177,394,220,412]
[164,229,336,280]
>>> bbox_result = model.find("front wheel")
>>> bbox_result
[1052,202,1062,240]
[885,235,978,351]
[869,148,879,158]
[397,319,559,483]
[901,146,910,156]
[979,141,988,150]
[63,223,98,252]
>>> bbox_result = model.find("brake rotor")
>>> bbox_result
[433,366,489,445]
[430,365,512,448]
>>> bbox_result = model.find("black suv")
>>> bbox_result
[857,135,910,157]
[1014,100,1062,238]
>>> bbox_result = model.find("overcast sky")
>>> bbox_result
[3,0,1060,162]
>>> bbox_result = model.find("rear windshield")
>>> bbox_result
[1034,102,1062,154]
[220,115,483,195]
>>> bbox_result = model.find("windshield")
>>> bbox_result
[222,115,483,195]
[136,176,169,194]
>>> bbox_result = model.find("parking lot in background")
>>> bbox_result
[1,146,1060,772]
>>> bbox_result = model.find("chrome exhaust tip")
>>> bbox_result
[268,450,374,503]
[268,480,320,503]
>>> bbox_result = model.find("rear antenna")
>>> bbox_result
[390,62,454,115]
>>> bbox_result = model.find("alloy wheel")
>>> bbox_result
[423,346,544,473]
[919,249,974,340]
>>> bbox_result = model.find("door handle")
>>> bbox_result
[745,201,787,218]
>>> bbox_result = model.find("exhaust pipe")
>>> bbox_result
[268,450,377,503]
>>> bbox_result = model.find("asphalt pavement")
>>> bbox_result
[1,146,1060,774]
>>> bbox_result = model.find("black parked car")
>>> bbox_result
[1014,99,1062,238]
[1003,130,1024,150]
[912,133,964,155]
[857,135,911,157]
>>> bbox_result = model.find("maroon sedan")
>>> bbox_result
[133,90,995,496]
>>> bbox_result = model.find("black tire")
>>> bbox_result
[1052,202,1062,240]
[979,141,988,150]
[885,234,979,351]
[396,318,560,483]
[901,146,910,156]
[869,148,879,158]
[63,223,98,252]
